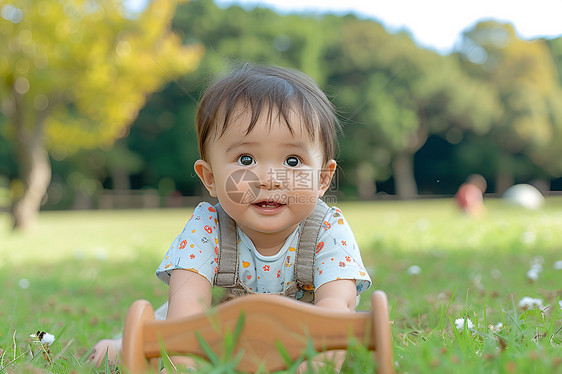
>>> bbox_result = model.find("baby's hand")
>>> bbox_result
[296,350,344,374]
[89,338,122,367]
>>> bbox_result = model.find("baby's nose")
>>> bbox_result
[256,168,283,189]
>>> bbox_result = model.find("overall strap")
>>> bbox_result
[294,199,330,287]
[214,203,239,287]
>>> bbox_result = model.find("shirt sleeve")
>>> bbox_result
[313,206,372,295]
[155,202,220,286]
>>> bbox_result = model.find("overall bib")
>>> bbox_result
[214,200,330,304]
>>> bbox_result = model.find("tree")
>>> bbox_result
[121,0,342,196]
[458,22,562,192]
[0,0,203,229]
[542,37,562,179]
[328,18,501,198]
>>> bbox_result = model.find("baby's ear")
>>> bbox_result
[318,160,337,197]
[194,160,216,197]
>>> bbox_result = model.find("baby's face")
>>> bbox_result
[203,104,336,241]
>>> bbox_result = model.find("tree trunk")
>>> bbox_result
[494,150,515,195]
[10,90,52,231]
[392,152,418,199]
[355,162,376,200]
[495,172,514,195]
[390,106,428,199]
[111,167,131,191]
[12,142,51,230]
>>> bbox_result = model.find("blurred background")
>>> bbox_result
[1,0,562,230]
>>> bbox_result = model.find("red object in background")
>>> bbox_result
[455,174,487,216]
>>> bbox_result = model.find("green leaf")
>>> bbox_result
[222,311,245,361]
[158,336,175,374]
[196,331,220,365]
[275,340,292,367]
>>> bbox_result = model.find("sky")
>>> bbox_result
[212,0,562,54]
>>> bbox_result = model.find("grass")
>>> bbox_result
[1,197,561,373]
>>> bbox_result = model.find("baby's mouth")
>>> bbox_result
[252,201,285,208]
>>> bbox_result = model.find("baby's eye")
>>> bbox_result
[237,155,255,166]
[284,156,301,167]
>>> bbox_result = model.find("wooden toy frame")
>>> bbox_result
[122,291,394,373]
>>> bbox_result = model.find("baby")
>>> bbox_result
[91,63,371,372]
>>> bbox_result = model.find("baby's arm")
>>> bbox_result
[165,269,212,371]
[167,269,212,317]
[315,279,357,312]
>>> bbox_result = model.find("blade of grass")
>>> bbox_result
[0,353,25,373]
[159,336,176,374]
[447,314,467,354]
[195,331,220,365]
[275,340,292,367]
[67,352,82,369]
[483,301,488,335]
[275,339,306,372]
[223,311,245,360]
[104,349,109,373]
[445,284,459,315]
[51,338,74,365]
[504,310,524,333]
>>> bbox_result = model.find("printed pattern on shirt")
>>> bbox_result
[157,203,219,284]
[156,202,371,295]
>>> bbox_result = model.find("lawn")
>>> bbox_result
[1,197,561,373]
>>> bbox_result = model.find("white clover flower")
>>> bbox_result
[489,322,503,332]
[406,265,421,275]
[40,333,55,346]
[455,317,474,330]
[18,278,30,289]
[518,296,544,310]
[554,260,562,270]
[30,331,56,346]
[526,269,539,281]
[530,256,544,265]
[530,263,543,273]
[95,247,108,261]
[520,231,536,244]
[491,269,502,279]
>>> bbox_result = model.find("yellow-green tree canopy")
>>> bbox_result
[460,21,562,188]
[1,0,202,153]
[0,0,203,229]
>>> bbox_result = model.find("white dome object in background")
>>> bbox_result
[502,184,545,210]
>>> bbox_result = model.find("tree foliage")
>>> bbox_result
[2,1,562,217]
[458,21,562,191]
[326,19,502,197]
[0,0,203,229]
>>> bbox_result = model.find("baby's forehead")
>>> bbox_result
[217,101,316,140]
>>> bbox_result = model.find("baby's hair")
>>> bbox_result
[196,63,340,163]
